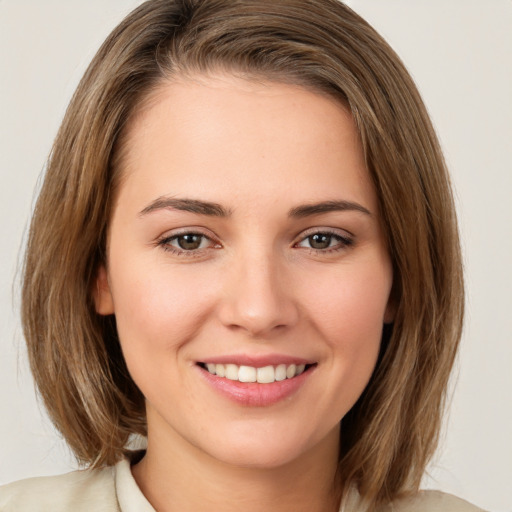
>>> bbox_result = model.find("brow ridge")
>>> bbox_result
[288,200,371,218]
[139,197,230,217]
[139,197,370,218]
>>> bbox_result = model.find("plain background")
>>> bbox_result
[0,1,510,511]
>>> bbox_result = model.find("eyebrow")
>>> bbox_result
[288,200,371,218]
[139,197,231,217]
[139,197,371,218]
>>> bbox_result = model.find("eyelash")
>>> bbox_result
[294,229,354,253]
[157,230,219,257]
[156,229,354,257]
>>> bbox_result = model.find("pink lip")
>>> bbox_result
[196,363,316,407]
[198,354,314,367]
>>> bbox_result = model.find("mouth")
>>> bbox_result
[195,355,317,406]
[197,362,315,383]
[195,358,317,406]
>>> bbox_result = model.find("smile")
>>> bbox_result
[196,357,317,406]
[201,363,308,383]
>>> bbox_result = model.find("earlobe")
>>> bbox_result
[93,265,115,315]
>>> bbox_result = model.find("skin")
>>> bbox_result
[95,73,394,512]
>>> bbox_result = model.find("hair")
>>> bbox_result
[22,0,463,509]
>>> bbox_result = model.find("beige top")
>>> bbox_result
[0,456,487,512]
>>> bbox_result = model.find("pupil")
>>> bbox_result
[178,234,202,250]
[310,233,331,249]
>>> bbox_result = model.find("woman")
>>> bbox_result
[0,1,486,511]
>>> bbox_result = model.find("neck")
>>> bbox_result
[132,418,341,512]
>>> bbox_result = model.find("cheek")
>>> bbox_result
[108,257,217,357]
[303,260,392,341]
[299,255,392,393]
[107,265,216,407]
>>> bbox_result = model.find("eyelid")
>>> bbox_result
[155,226,354,257]
[293,227,354,252]
[297,226,354,239]
[156,227,221,256]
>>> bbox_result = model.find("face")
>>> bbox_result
[95,74,394,470]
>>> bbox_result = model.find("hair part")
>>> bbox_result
[22,0,463,508]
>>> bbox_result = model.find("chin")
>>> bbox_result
[211,444,305,470]
[200,426,334,471]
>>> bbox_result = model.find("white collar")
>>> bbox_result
[115,452,155,512]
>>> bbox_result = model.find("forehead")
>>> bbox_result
[114,73,376,215]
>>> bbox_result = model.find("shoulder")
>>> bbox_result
[385,490,488,512]
[0,465,118,512]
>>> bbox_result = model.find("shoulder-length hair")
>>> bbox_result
[22,0,463,508]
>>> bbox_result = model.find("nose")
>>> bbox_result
[217,251,299,337]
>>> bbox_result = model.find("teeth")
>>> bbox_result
[215,364,225,378]
[225,364,239,380]
[275,364,287,381]
[286,364,296,379]
[238,365,257,383]
[257,365,275,384]
[204,362,308,383]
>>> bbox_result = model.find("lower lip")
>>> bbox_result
[197,366,315,407]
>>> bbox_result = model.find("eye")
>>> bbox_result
[171,233,209,251]
[296,231,353,252]
[157,231,219,254]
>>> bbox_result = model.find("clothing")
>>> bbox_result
[0,455,487,512]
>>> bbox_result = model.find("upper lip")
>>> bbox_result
[197,354,315,367]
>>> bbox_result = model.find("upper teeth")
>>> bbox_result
[205,363,306,383]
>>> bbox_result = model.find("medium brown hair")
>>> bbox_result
[22,0,463,508]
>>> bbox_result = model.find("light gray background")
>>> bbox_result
[1,1,510,511]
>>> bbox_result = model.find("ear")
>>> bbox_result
[93,265,115,315]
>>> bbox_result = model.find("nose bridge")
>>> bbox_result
[218,244,298,336]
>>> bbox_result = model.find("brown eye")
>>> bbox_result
[176,234,205,250]
[308,233,332,250]
[158,231,220,255]
[296,231,353,252]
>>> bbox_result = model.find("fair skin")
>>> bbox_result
[95,73,394,512]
